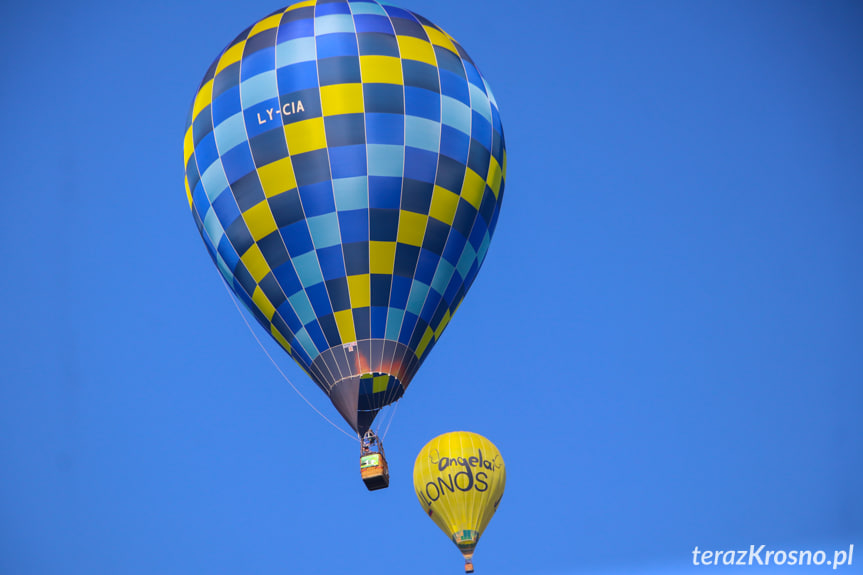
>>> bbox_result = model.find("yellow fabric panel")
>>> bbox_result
[320,83,364,116]
[415,326,434,358]
[360,55,403,84]
[369,241,396,274]
[434,309,451,339]
[284,117,327,155]
[252,286,276,320]
[413,432,506,558]
[183,126,195,168]
[185,178,193,209]
[460,168,486,210]
[271,324,292,354]
[347,274,370,308]
[244,200,278,241]
[429,186,459,226]
[486,156,502,199]
[285,0,314,10]
[397,210,428,247]
[215,41,246,75]
[240,244,270,283]
[372,374,389,393]
[396,35,436,66]
[257,157,297,197]
[502,149,507,180]
[423,26,457,55]
[333,309,357,344]
[192,79,213,121]
[248,13,282,36]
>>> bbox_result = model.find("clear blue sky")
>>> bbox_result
[1,1,862,574]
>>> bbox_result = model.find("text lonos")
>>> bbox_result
[418,449,502,505]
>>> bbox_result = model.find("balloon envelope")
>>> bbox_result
[184,1,506,434]
[413,431,506,563]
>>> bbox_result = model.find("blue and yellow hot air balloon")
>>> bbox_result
[183,0,506,486]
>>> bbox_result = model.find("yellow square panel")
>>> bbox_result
[241,244,271,283]
[216,41,246,75]
[285,0,314,11]
[284,117,327,155]
[271,324,292,353]
[460,168,485,210]
[415,326,434,358]
[360,56,403,85]
[486,156,502,199]
[397,210,427,247]
[333,309,357,344]
[249,13,282,37]
[372,374,389,393]
[192,79,213,120]
[423,26,457,54]
[252,285,276,320]
[434,309,452,339]
[369,241,396,274]
[396,36,436,66]
[244,200,278,241]
[257,157,297,197]
[183,126,195,168]
[429,186,459,226]
[320,83,364,116]
[347,274,370,308]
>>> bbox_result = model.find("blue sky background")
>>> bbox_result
[1,1,862,573]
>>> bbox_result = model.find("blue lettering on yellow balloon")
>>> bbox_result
[418,449,501,505]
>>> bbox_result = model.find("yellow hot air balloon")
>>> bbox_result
[413,432,505,573]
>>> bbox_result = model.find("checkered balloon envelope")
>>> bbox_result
[184,0,506,435]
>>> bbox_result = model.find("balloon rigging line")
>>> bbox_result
[221,281,359,443]
[380,399,400,442]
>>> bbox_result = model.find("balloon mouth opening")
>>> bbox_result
[453,530,479,550]
[355,372,404,434]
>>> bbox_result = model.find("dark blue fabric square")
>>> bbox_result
[240,46,276,80]
[389,275,411,309]
[414,247,440,283]
[404,147,438,184]
[368,176,402,208]
[352,15,394,35]
[316,33,359,59]
[298,179,336,215]
[439,70,470,106]
[317,245,347,280]
[277,10,315,40]
[273,261,303,298]
[212,75,241,116]
[277,61,320,94]
[193,131,219,173]
[328,145,367,178]
[281,221,315,256]
[293,149,332,186]
[365,113,404,145]
[405,85,440,120]
[318,56,362,85]
[213,188,241,228]
[307,283,334,317]
[269,188,305,227]
[357,32,399,57]
[439,125,470,164]
[338,209,369,243]
[221,143,256,184]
